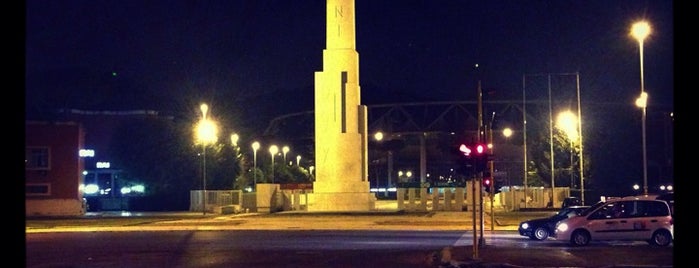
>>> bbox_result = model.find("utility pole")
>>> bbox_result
[477,80,486,248]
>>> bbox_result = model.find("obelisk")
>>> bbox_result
[307,0,376,211]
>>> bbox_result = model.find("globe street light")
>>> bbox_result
[230,133,239,147]
[282,145,290,165]
[631,20,651,195]
[196,103,218,215]
[252,141,260,191]
[296,155,301,166]
[269,145,279,183]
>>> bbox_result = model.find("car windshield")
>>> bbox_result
[556,207,575,217]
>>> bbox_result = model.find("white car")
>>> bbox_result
[553,196,673,246]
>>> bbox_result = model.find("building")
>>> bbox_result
[25,121,86,216]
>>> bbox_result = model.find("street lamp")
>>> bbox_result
[556,111,579,196]
[374,131,393,197]
[196,103,218,215]
[631,20,651,195]
[296,155,301,166]
[252,141,260,191]
[502,127,513,189]
[282,145,290,165]
[230,133,239,147]
[269,145,279,183]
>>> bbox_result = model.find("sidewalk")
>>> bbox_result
[26,204,544,233]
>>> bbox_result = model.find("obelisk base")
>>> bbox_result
[306,180,376,211]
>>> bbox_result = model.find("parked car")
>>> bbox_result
[561,197,582,208]
[518,205,590,240]
[554,195,673,246]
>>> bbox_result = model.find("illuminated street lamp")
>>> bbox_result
[296,155,301,166]
[230,133,239,147]
[631,20,651,195]
[269,145,279,183]
[252,141,260,191]
[282,145,290,165]
[374,131,393,197]
[502,127,513,139]
[556,111,579,194]
[195,103,218,215]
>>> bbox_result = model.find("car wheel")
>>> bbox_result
[649,230,673,247]
[570,230,590,246]
[533,227,549,240]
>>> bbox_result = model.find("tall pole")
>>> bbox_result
[522,75,528,209]
[477,79,485,247]
[632,22,650,195]
[488,113,495,231]
[387,150,393,197]
[575,72,585,204]
[270,145,278,184]
[202,145,207,215]
[547,74,555,207]
[640,45,648,196]
[200,104,209,215]
[252,141,260,192]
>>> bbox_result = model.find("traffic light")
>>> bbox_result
[482,177,491,188]
[484,177,501,194]
[456,142,490,174]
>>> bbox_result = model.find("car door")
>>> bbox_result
[623,200,670,240]
[585,201,628,241]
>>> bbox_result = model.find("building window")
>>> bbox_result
[26,183,51,196]
[26,147,50,170]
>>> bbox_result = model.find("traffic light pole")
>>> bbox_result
[488,123,495,231]
[477,80,486,248]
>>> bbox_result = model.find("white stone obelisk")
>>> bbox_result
[307,0,376,211]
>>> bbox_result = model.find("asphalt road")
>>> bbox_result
[25,209,674,267]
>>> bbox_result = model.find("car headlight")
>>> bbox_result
[521,223,529,229]
[556,222,569,232]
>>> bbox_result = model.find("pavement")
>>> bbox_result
[26,201,531,233]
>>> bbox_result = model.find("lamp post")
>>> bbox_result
[282,146,290,165]
[374,131,392,197]
[269,145,279,183]
[502,127,513,189]
[296,155,301,166]
[252,141,260,191]
[631,21,651,195]
[230,133,239,147]
[556,110,579,196]
[196,103,218,215]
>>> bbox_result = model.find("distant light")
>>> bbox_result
[79,149,95,157]
[131,184,145,193]
[83,184,99,195]
[112,72,118,76]
[121,187,132,195]
[96,162,111,168]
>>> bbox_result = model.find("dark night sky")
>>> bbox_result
[26,1,673,111]
[25,1,676,196]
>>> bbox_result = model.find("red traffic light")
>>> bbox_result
[459,143,487,156]
[475,144,485,154]
[483,178,491,186]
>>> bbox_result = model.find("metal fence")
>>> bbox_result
[190,190,243,213]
